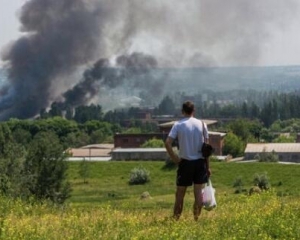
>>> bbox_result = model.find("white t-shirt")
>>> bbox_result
[168,117,209,160]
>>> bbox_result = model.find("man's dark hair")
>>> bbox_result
[182,101,194,115]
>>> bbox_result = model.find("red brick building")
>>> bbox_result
[114,133,165,148]
[158,120,225,155]
[114,119,226,156]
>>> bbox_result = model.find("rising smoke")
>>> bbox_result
[0,0,298,120]
[62,52,162,109]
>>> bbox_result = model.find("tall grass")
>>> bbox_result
[1,191,300,239]
[1,161,300,239]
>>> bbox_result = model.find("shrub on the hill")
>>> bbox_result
[255,149,279,162]
[253,172,270,190]
[129,166,150,185]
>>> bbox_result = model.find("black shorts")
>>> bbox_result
[176,159,208,186]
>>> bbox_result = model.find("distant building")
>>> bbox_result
[244,143,300,163]
[158,119,218,133]
[158,119,226,156]
[207,131,227,156]
[114,133,165,148]
[114,119,226,156]
[111,148,168,161]
[66,144,113,161]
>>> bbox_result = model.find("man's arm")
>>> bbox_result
[165,137,181,164]
[205,155,211,177]
[203,123,211,177]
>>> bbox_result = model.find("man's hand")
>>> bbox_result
[165,137,181,165]
[207,168,211,178]
[173,155,181,165]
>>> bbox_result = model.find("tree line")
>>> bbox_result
[2,89,300,204]
[38,90,300,130]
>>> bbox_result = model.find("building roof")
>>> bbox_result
[67,148,112,157]
[158,120,225,137]
[67,157,111,161]
[208,131,227,137]
[245,143,300,153]
[66,144,114,157]
[159,119,217,128]
[80,144,114,149]
[112,148,167,153]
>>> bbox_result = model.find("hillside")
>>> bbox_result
[1,161,300,239]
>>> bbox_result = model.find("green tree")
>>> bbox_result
[124,127,142,134]
[269,120,282,132]
[40,108,50,119]
[223,132,244,157]
[103,110,124,125]
[156,95,175,115]
[61,132,78,148]
[90,129,107,143]
[260,100,279,127]
[141,122,157,133]
[220,104,239,118]
[43,117,78,138]
[74,104,103,123]
[271,118,300,133]
[226,119,262,143]
[74,131,91,147]
[12,128,32,147]
[0,142,26,197]
[62,131,90,148]
[83,120,112,135]
[272,135,295,143]
[141,138,164,148]
[241,102,248,117]
[226,119,251,142]
[0,126,5,156]
[23,131,71,203]
[260,128,275,142]
[65,106,74,120]
[48,101,64,117]
[249,102,260,119]
[0,123,12,156]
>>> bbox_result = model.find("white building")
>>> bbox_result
[244,143,300,163]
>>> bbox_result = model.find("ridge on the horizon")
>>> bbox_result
[0,65,300,93]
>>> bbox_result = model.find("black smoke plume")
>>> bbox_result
[62,52,162,109]
[0,0,104,119]
[0,0,297,119]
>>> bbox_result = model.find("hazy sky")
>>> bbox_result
[0,0,300,67]
[0,1,24,54]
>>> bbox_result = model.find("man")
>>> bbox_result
[165,100,210,221]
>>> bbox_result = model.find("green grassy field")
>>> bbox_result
[1,161,300,239]
[68,161,300,208]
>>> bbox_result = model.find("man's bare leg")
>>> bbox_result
[173,186,187,220]
[193,184,204,221]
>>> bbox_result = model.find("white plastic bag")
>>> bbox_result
[202,179,217,211]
